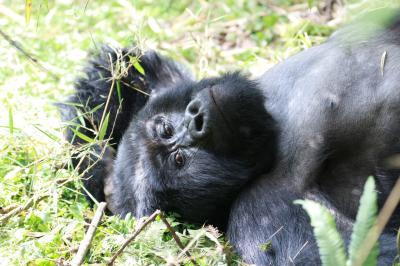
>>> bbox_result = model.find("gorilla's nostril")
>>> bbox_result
[188,103,199,115]
[194,114,204,132]
[185,99,208,138]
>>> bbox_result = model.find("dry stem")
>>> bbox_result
[71,202,107,266]
[108,210,161,265]
[0,194,49,225]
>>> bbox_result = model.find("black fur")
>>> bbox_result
[103,72,277,227]
[60,46,192,202]
[61,12,400,266]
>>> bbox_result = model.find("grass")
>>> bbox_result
[0,0,392,265]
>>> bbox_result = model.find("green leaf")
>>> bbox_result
[260,241,272,252]
[295,199,347,266]
[307,0,314,8]
[75,109,86,128]
[70,127,94,143]
[262,14,279,28]
[8,106,13,135]
[347,176,378,266]
[90,103,105,114]
[33,124,60,142]
[116,80,122,104]
[98,113,109,141]
[25,0,32,24]
[129,56,146,75]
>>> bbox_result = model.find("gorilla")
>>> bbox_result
[61,11,400,265]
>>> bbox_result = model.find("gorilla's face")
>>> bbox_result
[107,73,276,227]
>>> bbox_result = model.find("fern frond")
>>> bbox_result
[347,176,378,266]
[295,199,347,266]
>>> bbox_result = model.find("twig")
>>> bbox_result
[108,210,161,265]
[0,204,18,214]
[173,230,205,265]
[83,0,90,13]
[71,202,107,266]
[289,241,309,263]
[354,177,400,266]
[0,194,49,225]
[158,212,198,266]
[169,226,224,265]
[0,29,58,80]
[380,50,387,77]
[158,213,185,249]
[108,210,198,266]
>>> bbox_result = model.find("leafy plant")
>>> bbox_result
[296,176,378,266]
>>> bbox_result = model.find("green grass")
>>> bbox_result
[0,0,383,265]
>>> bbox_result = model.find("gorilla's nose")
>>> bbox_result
[184,99,209,139]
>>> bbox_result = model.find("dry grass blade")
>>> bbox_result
[158,212,199,266]
[0,204,18,215]
[108,210,199,266]
[172,229,205,265]
[0,29,59,80]
[0,194,49,225]
[71,202,107,266]
[380,50,387,76]
[108,210,161,265]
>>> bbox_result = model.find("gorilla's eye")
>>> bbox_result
[158,121,173,139]
[174,150,185,167]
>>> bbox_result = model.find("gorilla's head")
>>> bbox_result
[105,72,276,227]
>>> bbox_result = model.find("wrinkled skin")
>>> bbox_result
[61,13,400,265]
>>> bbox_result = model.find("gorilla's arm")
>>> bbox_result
[59,46,192,202]
[228,177,397,266]
[228,178,321,266]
